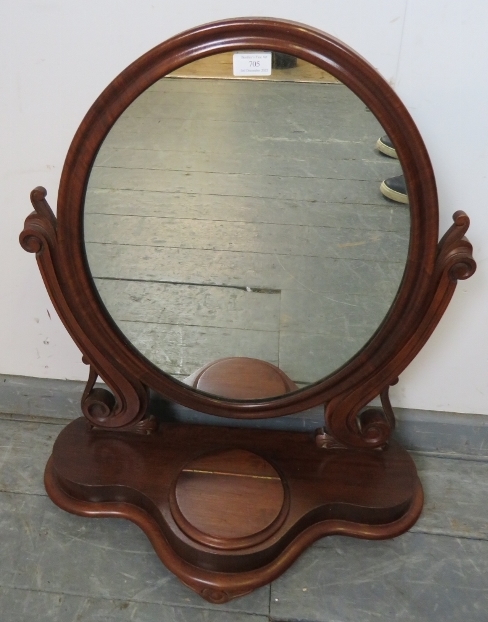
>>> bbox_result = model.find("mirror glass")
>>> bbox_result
[84,51,409,396]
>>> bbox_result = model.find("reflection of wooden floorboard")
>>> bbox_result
[118,320,280,377]
[86,213,408,262]
[168,53,340,83]
[85,190,408,232]
[94,278,392,383]
[88,167,393,205]
[95,279,281,332]
[88,242,405,384]
[85,78,409,386]
[87,244,405,298]
[99,110,389,161]
[92,148,400,181]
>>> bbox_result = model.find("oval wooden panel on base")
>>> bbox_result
[170,448,289,549]
[45,418,423,603]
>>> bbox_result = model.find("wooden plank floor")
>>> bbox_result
[84,68,408,388]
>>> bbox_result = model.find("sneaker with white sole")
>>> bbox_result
[376,135,398,159]
[380,174,408,204]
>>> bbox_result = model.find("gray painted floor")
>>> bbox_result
[1,413,488,621]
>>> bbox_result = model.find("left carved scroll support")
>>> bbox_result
[20,187,58,269]
[81,360,157,434]
[20,187,152,432]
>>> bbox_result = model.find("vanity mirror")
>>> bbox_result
[20,18,475,603]
[84,51,409,396]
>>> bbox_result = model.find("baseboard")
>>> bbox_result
[0,374,86,420]
[2,374,487,457]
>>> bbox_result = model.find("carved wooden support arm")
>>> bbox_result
[20,187,152,432]
[82,361,157,433]
[323,211,476,450]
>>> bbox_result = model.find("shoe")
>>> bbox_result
[376,135,398,159]
[272,52,298,69]
[380,175,408,204]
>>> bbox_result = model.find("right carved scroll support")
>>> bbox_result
[323,211,475,450]
[321,380,397,450]
[356,408,391,447]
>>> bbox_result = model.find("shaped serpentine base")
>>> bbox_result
[45,418,423,603]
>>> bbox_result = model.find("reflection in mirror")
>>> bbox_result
[84,51,409,396]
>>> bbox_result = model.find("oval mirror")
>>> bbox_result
[83,50,409,399]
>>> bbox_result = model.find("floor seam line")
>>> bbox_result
[0,490,47,498]
[0,583,266,616]
[408,449,488,463]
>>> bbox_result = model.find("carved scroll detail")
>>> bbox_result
[82,363,157,433]
[20,187,150,431]
[324,211,476,450]
[436,211,476,282]
[20,187,58,261]
[356,408,391,447]
[356,382,397,446]
[82,364,115,423]
[324,381,397,450]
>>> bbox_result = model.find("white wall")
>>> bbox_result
[2,0,487,413]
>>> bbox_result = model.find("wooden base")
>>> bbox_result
[45,419,423,603]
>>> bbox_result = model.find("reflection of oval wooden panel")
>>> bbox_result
[171,449,288,549]
[185,357,297,399]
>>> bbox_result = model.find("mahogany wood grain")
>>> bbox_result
[170,448,288,549]
[46,419,423,602]
[184,357,298,398]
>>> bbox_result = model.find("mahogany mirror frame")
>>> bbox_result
[20,17,475,603]
[21,17,475,444]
